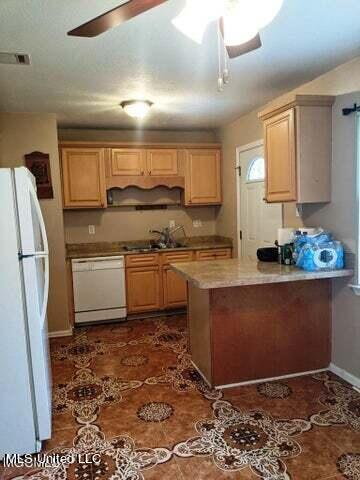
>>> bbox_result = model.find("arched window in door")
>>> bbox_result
[247,156,265,182]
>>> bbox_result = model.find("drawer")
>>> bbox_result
[195,248,232,261]
[125,253,159,268]
[161,251,193,265]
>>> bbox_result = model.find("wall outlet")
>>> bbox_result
[193,219,202,228]
[88,225,96,235]
[169,220,176,229]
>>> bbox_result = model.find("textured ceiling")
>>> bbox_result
[1,0,360,129]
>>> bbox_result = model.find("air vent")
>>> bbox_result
[0,52,30,65]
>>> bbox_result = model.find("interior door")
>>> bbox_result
[239,145,283,261]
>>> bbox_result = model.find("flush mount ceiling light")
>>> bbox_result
[120,100,153,119]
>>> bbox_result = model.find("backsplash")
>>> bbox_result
[63,206,218,244]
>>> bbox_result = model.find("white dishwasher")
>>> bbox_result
[72,256,127,324]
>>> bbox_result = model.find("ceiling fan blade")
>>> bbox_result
[68,0,168,37]
[219,18,262,59]
[226,33,262,59]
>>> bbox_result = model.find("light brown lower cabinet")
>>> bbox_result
[126,266,161,313]
[125,248,232,314]
[162,266,188,309]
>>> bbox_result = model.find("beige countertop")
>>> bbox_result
[66,236,232,259]
[171,259,353,289]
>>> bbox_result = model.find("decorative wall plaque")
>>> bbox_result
[24,151,53,199]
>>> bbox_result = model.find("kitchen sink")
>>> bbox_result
[124,242,186,252]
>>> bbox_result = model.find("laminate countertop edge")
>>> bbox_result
[170,259,353,289]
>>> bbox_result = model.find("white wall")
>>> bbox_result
[0,113,70,334]
[303,92,360,379]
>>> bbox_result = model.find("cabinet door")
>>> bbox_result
[264,108,297,202]
[163,267,187,308]
[111,149,146,176]
[185,149,222,205]
[61,148,106,208]
[147,149,178,176]
[126,267,161,313]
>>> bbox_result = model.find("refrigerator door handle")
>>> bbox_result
[28,181,49,256]
[28,177,50,324]
[41,253,50,326]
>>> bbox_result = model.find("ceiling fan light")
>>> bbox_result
[120,100,153,119]
[222,0,283,46]
[172,0,226,44]
[172,8,207,44]
[253,0,284,29]
[223,15,259,46]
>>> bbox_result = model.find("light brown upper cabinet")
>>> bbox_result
[61,148,107,209]
[111,148,178,177]
[183,149,222,205]
[263,108,296,203]
[111,149,146,176]
[146,149,178,176]
[60,143,222,207]
[259,95,335,203]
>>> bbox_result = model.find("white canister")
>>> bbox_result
[277,228,296,246]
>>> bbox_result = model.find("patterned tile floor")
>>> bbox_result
[2,314,360,480]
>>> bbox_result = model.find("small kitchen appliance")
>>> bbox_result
[257,247,278,262]
[276,228,296,265]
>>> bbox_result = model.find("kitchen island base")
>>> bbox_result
[188,279,331,388]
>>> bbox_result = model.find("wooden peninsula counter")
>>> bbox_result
[171,259,353,388]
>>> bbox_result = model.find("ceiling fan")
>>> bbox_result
[67,0,283,59]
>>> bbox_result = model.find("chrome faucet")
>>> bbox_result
[149,228,169,246]
[169,224,187,240]
[149,225,187,248]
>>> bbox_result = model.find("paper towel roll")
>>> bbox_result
[277,228,295,246]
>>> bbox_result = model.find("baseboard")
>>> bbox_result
[215,368,328,390]
[330,362,360,392]
[48,327,73,339]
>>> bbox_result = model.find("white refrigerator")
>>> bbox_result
[0,167,52,457]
